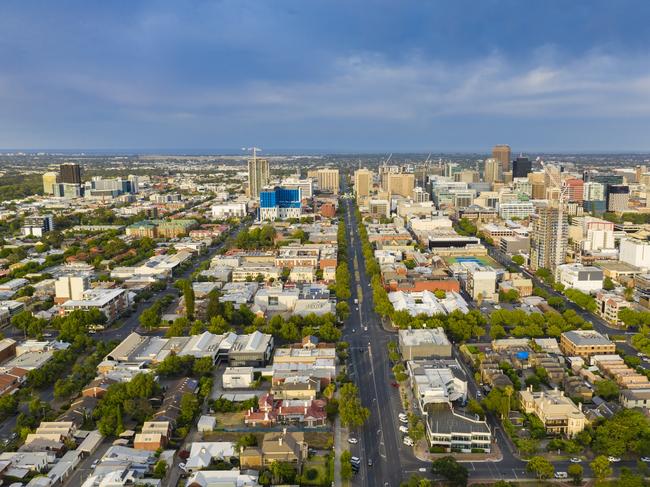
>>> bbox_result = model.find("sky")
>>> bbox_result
[1,0,650,152]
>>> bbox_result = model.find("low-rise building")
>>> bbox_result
[60,288,130,322]
[595,292,631,325]
[424,403,491,453]
[398,328,452,360]
[222,367,255,389]
[556,264,604,292]
[519,387,586,437]
[407,360,467,412]
[388,290,469,316]
[560,330,616,359]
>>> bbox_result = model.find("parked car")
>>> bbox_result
[347,438,358,444]
[554,472,568,479]
[570,457,582,463]
[608,456,621,463]
[641,457,650,462]
[399,426,409,434]
[399,416,408,424]
[403,436,414,446]
[398,413,408,420]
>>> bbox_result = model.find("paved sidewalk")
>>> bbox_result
[334,414,342,487]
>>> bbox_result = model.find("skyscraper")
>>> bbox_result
[60,163,81,184]
[606,185,630,212]
[530,204,568,271]
[492,145,511,172]
[314,168,340,194]
[247,157,270,199]
[512,156,532,179]
[483,158,502,184]
[386,173,415,198]
[42,172,59,194]
[354,168,373,200]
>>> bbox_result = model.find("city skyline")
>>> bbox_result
[1,1,650,151]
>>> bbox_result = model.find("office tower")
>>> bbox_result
[606,185,629,212]
[259,187,302,221]
[354,168,373,200]
[483,158,502,184]
[128,175,140,193]
[386,173,415,198]
[313,168,340,194]
[60,163,81,184]
[530,204,568,271]
[565,179,584,203]
[247,157,270,199]
[492,145,511,172]
[456,170,479,184]
[379,165,400,190]
[281,177,313,199]
[512,156,532,179]
[583,182,606,214]
[42,172,59,195]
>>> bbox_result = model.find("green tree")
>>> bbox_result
[431,456,468,487]
[590,455,612,481]
[139,306,161,329]
[490,324,506,340]
[339,383,370,428]
[567,463,583,485]
[179,393,200,426]
[153,460,167,479]
[594,379,619,400]
[270,461,296,483]
[603,276,615,291]
[511,255,525,266]
[340,450,353,481]
[526,456,554,479]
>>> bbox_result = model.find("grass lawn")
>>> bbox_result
[301,455,331,486]
[214,412,245,428]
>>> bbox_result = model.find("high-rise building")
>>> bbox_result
[313,168,340,194]
[354,168,373,200]
[247,157,270,199]
[483,158,502,184]
[60,163,81,184]
[582,182,606,214]
[512,157,532,179]
[387,173,415,198]
[259,187,302,221]
[606,185,629,212]
[281,177,313,199]
[492,145,511,172]
[530,204,568,271]
[413,187,430,203]
[565,179,584,203]
[379,165,400,190]
[42,172,59,195]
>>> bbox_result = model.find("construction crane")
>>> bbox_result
[540,161,568,269]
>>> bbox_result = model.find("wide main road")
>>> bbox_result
[342,194,425,486]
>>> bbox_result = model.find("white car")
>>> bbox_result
[398,413,408,420]
[418,467,427,473]
[570,457,582,463]
[399,416,409,424]
[641,457,650,462]
[364,326,368,331]
[179,463,187,472]
[399,425,409,434]
[554,472,568,479]
[403,436,414,446]
[608,456,621,463]
[347,438,358,444]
